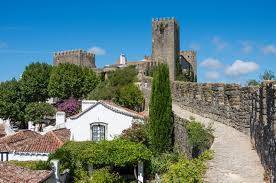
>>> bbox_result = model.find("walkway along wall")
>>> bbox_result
[140,77,276,182]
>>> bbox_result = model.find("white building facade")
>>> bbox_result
[57,100,144,141]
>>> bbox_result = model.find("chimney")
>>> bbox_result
[56,112,66,127]
[28,121,35,131]
[50,159,60,183]
[82,100,97,112]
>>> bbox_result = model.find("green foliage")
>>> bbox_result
[162,150,214,183]
[9,160,51,170]
[82,67,100,98]
[108,65,138,87]
[150,153,179,175]
[247,79,260,86]
[149,64,173,153]
[0,79,26,127]
[120,121,148,145]
[20,62,52,102]
[186,119,214,157]
[88,82,115,100]
[115,84,144,111]
[49,139,152,179]
[88,66,144,111]
[25,102,56,124]
[260,69,275,80]
[48,64,99,99]
[78,168,123,183]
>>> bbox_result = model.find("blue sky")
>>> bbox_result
[0,0,275,84]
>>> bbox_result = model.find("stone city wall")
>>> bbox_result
[141,77,276,181]
[250,81,276,182]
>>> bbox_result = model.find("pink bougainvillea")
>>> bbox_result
[56,98,80,117]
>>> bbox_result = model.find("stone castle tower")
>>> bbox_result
[151,17,180,80]
[53,50,96,68]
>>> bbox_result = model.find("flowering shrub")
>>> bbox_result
[56,98,80,117]
[120,121,148,145]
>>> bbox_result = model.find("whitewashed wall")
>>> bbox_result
[65,104,136,141]
[8,152,49,161]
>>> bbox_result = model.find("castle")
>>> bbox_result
[53,49,96,68]
[52,18,197,81]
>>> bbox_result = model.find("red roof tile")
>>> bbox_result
[0,128,70,153]
[0,162,53,183]
[0,130,41,152]
[20,128,70,153]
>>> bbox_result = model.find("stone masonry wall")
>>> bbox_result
[250,81,276,182]
[140,77,276,181]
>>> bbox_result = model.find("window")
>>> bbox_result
[91,123,107,142]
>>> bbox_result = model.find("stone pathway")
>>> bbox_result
[172,103,265,183]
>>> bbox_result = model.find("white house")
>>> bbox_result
[55,100,145,141]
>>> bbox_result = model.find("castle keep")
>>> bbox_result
[152,18,180,80]
[53,50,96,68]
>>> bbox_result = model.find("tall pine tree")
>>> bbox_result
[149,64,173,153]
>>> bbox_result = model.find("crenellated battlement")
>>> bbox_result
[53,49,96,68]
[152,17,176,22]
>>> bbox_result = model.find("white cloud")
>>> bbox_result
[212,36,227,50]
[240,41,253,54]
[88,46,106,56]
[225,60,259,76]
[205,71,220,80]
[0,41,7,49]
[200,58,223,69]
[189,43,200,51]
[262,44,276,55]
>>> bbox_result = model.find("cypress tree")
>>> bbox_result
[149,64,173,153]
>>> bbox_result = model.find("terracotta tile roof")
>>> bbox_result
[17,128,70,153]
[0,162,53,183]
[0,128,70,153]
[52,128,71,143]
[0,124,5,138]
[0,130,41,152]
[70,100,145,120]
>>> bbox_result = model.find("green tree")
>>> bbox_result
[48,64,85,99]
[260,69,275,80]
[115,84,144,111]
[108,65,138,87]
[148,64,173,153]
[25,102,56,126]
[20,62,52,102]
[0,79,26,127]
[82,67,100,97]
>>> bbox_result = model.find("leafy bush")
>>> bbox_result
[49,139,152,180]
[56,97,80,117]
[114,84,144,111]
[9,160,51,170]
[185,119,214,157]
[81,168,123,183]
[120,121,148,145]
[150,153,179,175]
[88,66,144,111]
[162,150,214,183]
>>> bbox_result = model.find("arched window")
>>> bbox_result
[90,122,107,142]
